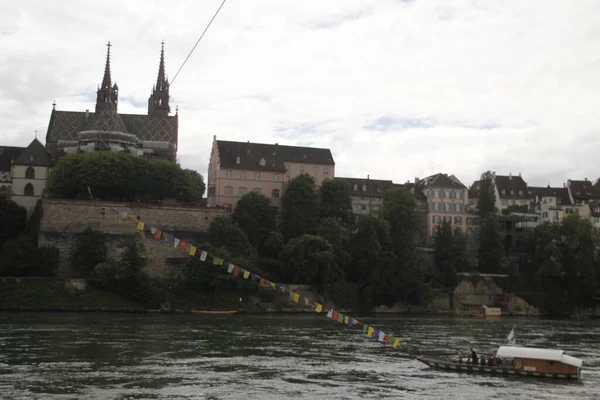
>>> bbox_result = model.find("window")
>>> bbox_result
[455,191,462,199]
[25,167,35,179]
[444,203,450,212]
[454,216,463,225]
[444,191,451,199]
[466,217,472,225]
[455,203,461,212]
[272,189,280,198]
[432,215,441,223]
[227,170,232,178]
[300,166,305,172]
[553,211,559,221]
[353,184,358,191]
[313,166,319,173]
[362,184,367,192]
[241,171,246,179]
[259,158,266,166]
[255,172,261,180]
[224,186,233,195]
[542,211,548,218]
[433,202,440,211]
[360,204,367,211]
[285,164,291,171]
[274,174,279,181]
[434,190,440,198]
[238,187,247,196]
[236,156,241,164]
[323,167,329,175]
[29,154,35,162]
[24,183,34,196]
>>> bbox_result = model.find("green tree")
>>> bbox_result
[232,191,277,253]
[0,198,27,247]
[176,169,206,203]
[71,228,108,277]
[319,179,353,225]
[316,217,350,282]
[280,173,320,240]
[433,219,459,287]
[207,216,257,260]
[477,171,497,216]
[0,237,59,277]
[279,235,335,284]
[478,213,503,273]
[381,187,421,257]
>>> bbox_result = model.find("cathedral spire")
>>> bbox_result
[96,42,119,113]
[148,40,170,116]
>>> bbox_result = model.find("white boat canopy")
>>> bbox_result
[496,346,583,368]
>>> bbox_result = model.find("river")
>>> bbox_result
[0,313,598,399]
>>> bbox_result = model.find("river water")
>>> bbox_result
[0,313,598,399]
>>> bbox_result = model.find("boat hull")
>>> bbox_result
[191,310,238,316]
[417,356,580,380]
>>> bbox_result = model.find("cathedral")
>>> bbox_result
[44,42,178,161]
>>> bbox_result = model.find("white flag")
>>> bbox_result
[506,325,516,345]
[200,251,208,261]
[378,331,385,342]
[327,309,333,318]
[150,227,157,235]
[173,238,180,248]
[227,264,234,273]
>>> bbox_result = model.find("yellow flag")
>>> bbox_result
[189,246,196,256]
[137,221,144,230]
[367,326,374,337]
[219,259,224,265]
[343,316,349,325]
[293,293,300,303]
[270,282,276,289]
[393,338,400,348]
[315,304,322,313]
[243,270,250,279]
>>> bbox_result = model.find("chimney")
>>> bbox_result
[414,177,419,184]
[509,172,512,180]
[367,174,370,180]
[85,109,89,119]
[585,177,588,181]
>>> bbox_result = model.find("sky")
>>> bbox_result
[2,0,600,188]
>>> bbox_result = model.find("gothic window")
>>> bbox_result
[24,183,34,196]
[25,167,35,179]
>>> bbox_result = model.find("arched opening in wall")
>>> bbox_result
[0,185,8,199]
[25,166,35,179]
[24,183,34,196]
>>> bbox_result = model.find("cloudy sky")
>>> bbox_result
[2,0,599,187]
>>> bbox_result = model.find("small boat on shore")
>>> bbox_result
[472,305,501,318]
[191,310,238,316]
[417,326,583,380]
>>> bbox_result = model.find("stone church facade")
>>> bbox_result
[44,42,179,161]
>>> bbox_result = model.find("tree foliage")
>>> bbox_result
[0,237,59,277]
[71,228,108,278]
[0,198,27,247]
[433,219,470,287]
[477,171,497,216]
[47,152,205,202]
[232,191,277,253]
[381,187,421,257]
[279,235,335,284]
[476,171,503,273]
[280,173,320,240]
[206,216,257,261]
[319,179,353,225]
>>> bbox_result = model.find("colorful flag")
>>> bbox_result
[200,251,207,261]
[367,326,374,337]
[173,238,180,248]
[315,304,322,313]
[137,221,144,230]
[393,338,400,348]
[127,215,134,220]
[259,278,265,287]
[189,246,196,256]
[327,309,334,318]
[373,329,380,339]
[347,318,355,328]
[384,334,391,343]
[343,316,349,325]
[150,227,157,235]
[213,257,220,265]
[293,293,300,303]
[243,270,250,279]
[304,297,310,306]
[251,274,258,281]
[233,266,240,276]
[227,264,234,273]
[144,224,151,232]
[378,331,385,342]
[154,230,162,239]
[270,282,276,290]
[179,241,186,252]
[363,324,368,334]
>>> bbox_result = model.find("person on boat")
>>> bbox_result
[470,348,478,365]
[458,350,463,364]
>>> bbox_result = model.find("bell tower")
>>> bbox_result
[95,42,119,113]
[148,41,171,116]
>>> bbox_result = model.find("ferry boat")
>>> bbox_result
[472,305,501,318]
[417,326,583,380]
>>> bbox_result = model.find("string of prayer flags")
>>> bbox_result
[111,207,404,351]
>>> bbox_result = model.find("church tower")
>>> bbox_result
[148,41,171,116]
[95,42,119,113]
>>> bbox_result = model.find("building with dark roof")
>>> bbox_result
[468,172,530,213]
[207,136,335,209]
[0,139,53,214]
[566,178,600,205]
[527,185,576,224]
[337,177,393,216]
[45,42,178,161]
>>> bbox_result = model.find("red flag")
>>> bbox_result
[233,266,240,276]
[332,311,338,320]
[384,334,391,343]
[259,278,265,286]
[179,241,186,252]
[154,230,162,239]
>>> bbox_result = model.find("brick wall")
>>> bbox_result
[39,199,226,278]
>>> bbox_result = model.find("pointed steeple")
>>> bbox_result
[96,42,119,113]
[148,40,171,116]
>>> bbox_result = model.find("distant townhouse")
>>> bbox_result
[0,145,25,200]
[468,172,529,213]
[416,173,470,237]
[579,200,600,230]
[336,177,393,216]
[528,185,575,224]
[566,178,600,206]
[206,136,335,210]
